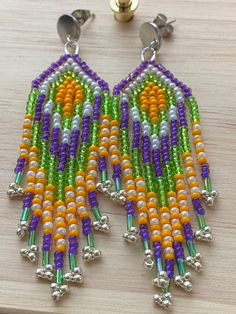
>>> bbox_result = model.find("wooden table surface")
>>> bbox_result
[0,0,236,313]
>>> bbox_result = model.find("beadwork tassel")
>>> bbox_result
[106,60,218,310]
[8,54,112,300]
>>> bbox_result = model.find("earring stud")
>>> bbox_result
[139,14,176,52]
[57,10,95,44]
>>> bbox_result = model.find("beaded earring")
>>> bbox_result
[103,14,218,310]
[7,10,113,300]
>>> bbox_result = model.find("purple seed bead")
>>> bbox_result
[153,241,162,258]
[28,215,40,232]
[82,217,91,236]
[173,242,185,260]
[165,258,175,278]
[54,251,63,269]
[192,198,205,215]
[140,224,150,241]
[125,200,135,215]
[183,223,194,241]
[43,233,52,251]
[201,163,209,179]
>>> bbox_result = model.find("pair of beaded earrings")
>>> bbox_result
[7,10,218,310]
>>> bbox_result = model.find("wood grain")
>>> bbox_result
[0,0,236,313]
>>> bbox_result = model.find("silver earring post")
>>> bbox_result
[139,14,176,62]
[57,10,95,54]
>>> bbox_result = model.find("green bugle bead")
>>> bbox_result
[69,253,77,270]
[20,207,30,221]
[176,259,186,276]
[55,269,63,285]
[197,215,206,229]
[15,172,23,185]
[87,233,95,248]
[186,240,197,257]
[28,231,36,246]
[92,207,102,220]
[101,170,108,183]
[204,177,212,192]
[42,251,50,266]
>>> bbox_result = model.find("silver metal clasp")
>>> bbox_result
[57,10,95,54]
[139,14,176,61]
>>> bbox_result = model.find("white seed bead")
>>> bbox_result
[148,208,157,214]
[43,222,53,229]
[177,189,187,195]
[181,211,189,217]
[35,183,44,189]
[172,230,182,236]
[75,175,84,182]
[55,217,64,223]
[56,239,66,246]
[43,200,52,207]
[168,197,176,203]
[176,179,184,185]
[170,207,179,213]
[86,180,95,186]
[192,124,201,130]
[76,186,84,192]
[184,156,193,162]
[88,160,97,167]
[35,194,43,200]
[161,213,170,220]
[162,224,172,231]
[138,213,147,219]
[26,171,35,177]
[36,171,45,179]
[136,180,146,187]
[22,137,30,144]
[179,200,188,207]
[137,201,146,208]
[123,168,132,175]
[191,187,200,193]
[164,247,174,254]
[152,230,161,236]
[66,213,75,220]
[150,218,159,225]
[32,204,40,210]
[88,170,97,178]
[57,205,66,213]
[69,224,78,230]
[65,191,75,198]
[148,197,157,203]
[198,152,207,158]
[126,190,136,196]
[42,211,51,217]
[77,206,86,213]
[196,142,204,149]
[44,190,53,196]
[76,196,85,203]
[163,236,173,242]
[57,227,66,235]
[126,180,134,186]
[67,202,76,208]
[188,176,196,183]
[137,192,145,197]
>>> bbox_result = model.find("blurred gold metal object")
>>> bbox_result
[110,0,139,22]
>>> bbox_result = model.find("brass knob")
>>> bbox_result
[110,0,139,23]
